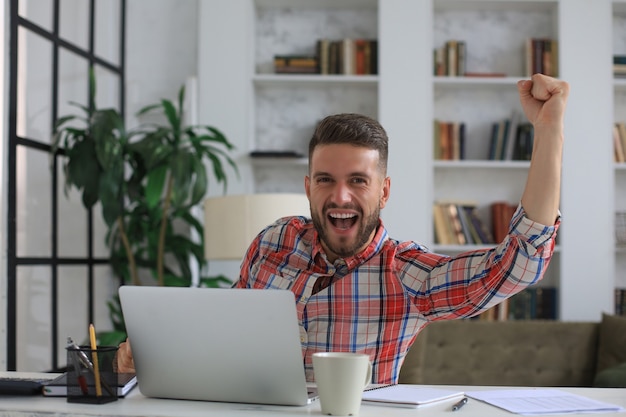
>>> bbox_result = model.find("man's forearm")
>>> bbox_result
[520,127,563,226]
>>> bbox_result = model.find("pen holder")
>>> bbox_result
[66,345,119,404]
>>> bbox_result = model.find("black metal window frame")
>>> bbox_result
[7,0,126,371]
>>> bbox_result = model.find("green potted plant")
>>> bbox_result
[52,72,238,345]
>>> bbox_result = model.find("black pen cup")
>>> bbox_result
[66,345,119,404]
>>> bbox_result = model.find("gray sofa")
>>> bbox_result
[398,313,626,387]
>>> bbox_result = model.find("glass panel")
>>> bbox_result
[59,0,89,51]
[19,0,54,33]
[95,0,121,66]
[16,27,53,143]
[94,64,121,110]
[56,154,88,258]
[16,146,52,258]
[57,49,89,122]
[57,266,89,367]
[94,265,118,333]
[93,202,109,258]
[16,265,52,372]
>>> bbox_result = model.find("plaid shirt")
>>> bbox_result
[235,204,559,384]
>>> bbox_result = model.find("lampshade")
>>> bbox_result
[204,193,310,260]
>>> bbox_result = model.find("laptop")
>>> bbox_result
[118,286,317,406]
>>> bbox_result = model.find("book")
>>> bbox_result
[491,201,516,243]
[42,372,137,397]
[508,287,558,320]
[362,384,464,408]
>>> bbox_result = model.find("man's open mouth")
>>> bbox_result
[328,212,358,230]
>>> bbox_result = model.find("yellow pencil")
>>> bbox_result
[89,323,103,397]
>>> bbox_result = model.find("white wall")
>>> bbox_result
[126,0,199,127]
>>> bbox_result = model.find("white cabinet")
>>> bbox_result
[198,0,618,321]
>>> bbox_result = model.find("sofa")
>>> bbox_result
[398,313,626,387]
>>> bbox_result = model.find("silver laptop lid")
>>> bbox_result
[119,286,311,406]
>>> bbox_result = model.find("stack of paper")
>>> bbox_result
[466,389,626,415]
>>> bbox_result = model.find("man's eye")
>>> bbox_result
[352,178,367,184]
[317,177,331,183]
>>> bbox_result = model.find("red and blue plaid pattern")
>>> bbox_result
[236,204,559,384]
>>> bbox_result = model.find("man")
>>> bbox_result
[118,74,569,384]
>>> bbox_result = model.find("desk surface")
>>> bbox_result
[0,373,625,417]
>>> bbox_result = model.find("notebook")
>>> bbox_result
[362,385,465,408]
[118,286,317,406]
[42,372,137,397]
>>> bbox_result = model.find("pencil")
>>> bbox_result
[89,323,103,396]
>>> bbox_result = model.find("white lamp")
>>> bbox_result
[203,193,310,261]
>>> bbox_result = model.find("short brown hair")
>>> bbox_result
[308,113,388,174]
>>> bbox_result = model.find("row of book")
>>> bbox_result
[433,37,558,78]
[433,40,467,77]
[525,38,558,77]
[433,202,494,245]
[316,38,378,75]
[273,38,378,75]
[433,116,534,162]
[433,201,517,246]
[614,55,626,78]
[491,201,517,243]
[433,40,507,77]
[612,123,626,163]
[475,287,558,321]
[488,113,534,161]
[477,287,626,321]
[433,120,466,160]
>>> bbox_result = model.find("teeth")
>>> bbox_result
[329,213,356,219]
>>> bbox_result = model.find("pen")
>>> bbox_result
[89,324,103,397]
[67,337,115,397]
[67,337,93,370]
[452,397,468,411]
[67,343,89,395]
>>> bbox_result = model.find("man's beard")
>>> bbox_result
[311,204,380,259]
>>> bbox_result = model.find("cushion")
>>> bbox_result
[595,313,626,374]
[593,362,626,388]
[399,320,599,387]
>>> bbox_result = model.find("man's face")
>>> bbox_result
[305,143,390,262]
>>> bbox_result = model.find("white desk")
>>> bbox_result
[0,375,625,417]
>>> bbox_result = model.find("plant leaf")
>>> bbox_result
[161,99,180,136]
[198,275,233,288]
[145,164,168,209]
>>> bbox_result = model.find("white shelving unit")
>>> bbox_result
[198,0,617,321]
[614,0,626,299]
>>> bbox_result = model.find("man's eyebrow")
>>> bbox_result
[311,171,332,178]
[312,171,371,178]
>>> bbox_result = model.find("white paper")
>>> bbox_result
[466,389,626,415]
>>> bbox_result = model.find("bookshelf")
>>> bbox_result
[198,0,617,321]
[432,0,563,315]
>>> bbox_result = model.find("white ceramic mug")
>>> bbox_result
[312,352,372,416]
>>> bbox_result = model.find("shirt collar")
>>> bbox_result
[311,218,389,269]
